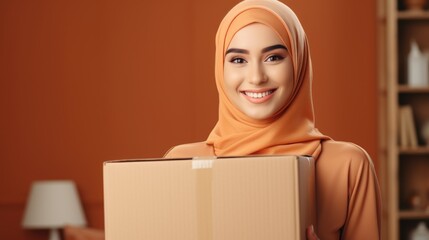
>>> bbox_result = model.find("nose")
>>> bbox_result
[247,62,267,85]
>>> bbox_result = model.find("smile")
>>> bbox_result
[244,90,275,99]
[240,89,276,103]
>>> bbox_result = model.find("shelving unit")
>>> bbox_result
[399,210,429,219]
[399,147,429,155]
[398,85,429,93]
[379,1,429,239]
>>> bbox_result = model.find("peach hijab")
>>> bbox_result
[206,0,330,157]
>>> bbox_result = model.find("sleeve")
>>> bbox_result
[163,142,214,158]
[162,144,191,158]
[163,146,176,158]
[341,146,382,240]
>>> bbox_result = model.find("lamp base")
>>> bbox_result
[49,228,60,240]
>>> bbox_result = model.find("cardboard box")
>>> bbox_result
[104,155,315,240]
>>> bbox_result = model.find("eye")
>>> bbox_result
[265,55,284,62]
[230,57,247,64]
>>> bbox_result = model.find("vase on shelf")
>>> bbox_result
[404,0,428,11]
[410,222,429,240]
[407,40,429,87]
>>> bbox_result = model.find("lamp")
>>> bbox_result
[22,180,87,240]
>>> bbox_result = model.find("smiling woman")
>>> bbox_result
[164,0,381,239]
[223,23,293,120]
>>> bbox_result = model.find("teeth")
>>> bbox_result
[244,90,274,99]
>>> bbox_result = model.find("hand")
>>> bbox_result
[306,225,320,240]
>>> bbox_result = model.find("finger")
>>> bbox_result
[306,225,319,240]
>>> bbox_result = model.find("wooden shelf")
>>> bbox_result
[380,2,429,239]
[399,210,429,219]
[398,85,429,94]
[399,147,429,155]
[398,10,429,20]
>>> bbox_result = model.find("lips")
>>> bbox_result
[243,90,275,99]
[240,89,276,103]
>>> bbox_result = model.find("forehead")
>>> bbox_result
[227,23,284,49]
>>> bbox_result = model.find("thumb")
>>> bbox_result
[306,225,319,240]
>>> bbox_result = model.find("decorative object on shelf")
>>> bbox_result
[404,0,428,11]
[410,222,429,240]
[22,180,87,240]
[409,191,424,210]
[399,105,419,147]
[408,40,429,87]
[422,120,429,146]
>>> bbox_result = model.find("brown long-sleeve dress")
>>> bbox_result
[164,140,382,240]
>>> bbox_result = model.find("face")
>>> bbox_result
[224,23,294,120]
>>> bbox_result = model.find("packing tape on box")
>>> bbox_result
[193,158,214,240]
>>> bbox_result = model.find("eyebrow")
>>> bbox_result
[225,44,287,56]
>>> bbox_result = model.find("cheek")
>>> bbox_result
[283,70,294,90]
[268,65,294,101]
[282,71,294,100]
[278,61,294,91]
[223,65,243,93]
[269,65,293,87]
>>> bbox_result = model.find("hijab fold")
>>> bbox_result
[206,0,330,157]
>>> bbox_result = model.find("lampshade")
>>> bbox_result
[22,180,87,229]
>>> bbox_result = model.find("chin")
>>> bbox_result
[244,111,273,121]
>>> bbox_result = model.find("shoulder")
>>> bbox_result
[319,140,375,178]
[320,140,372,164]
[163,141,215,158]
[319,140,377,189]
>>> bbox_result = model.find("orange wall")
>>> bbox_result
[0,0,378,239]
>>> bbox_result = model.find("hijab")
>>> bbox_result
[206,0,330,157]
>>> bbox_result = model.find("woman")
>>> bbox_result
[165,0,381,239]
